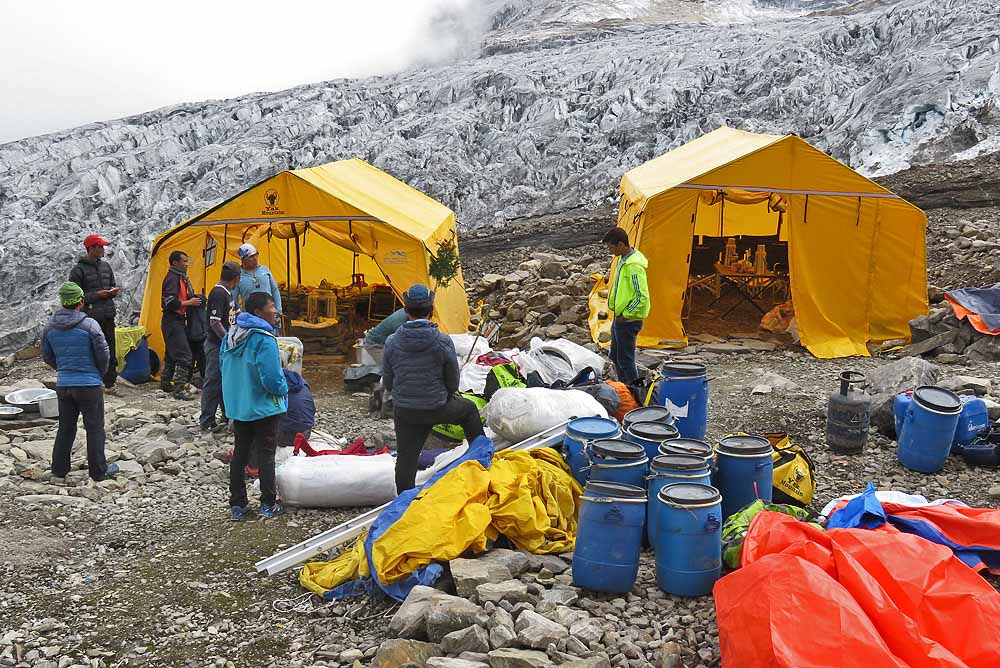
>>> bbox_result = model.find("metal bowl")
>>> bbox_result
[0,406,24,420]
[4,388,56,413]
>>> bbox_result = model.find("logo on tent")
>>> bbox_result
[262,189,284,215]
[383,249,409,265]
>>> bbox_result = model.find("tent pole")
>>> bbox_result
[285,237,291,293]
[294,224,302,287]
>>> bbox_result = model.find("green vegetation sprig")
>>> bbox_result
[429,234,461,289]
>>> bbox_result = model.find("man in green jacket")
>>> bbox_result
[604,227,650,385]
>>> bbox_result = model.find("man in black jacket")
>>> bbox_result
[68,234,119,391]
[382,284,485,493]
[161,251,203,400]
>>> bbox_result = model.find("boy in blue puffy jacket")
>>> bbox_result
[220,291,288,520]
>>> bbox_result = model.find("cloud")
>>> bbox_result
[0,0,494,143]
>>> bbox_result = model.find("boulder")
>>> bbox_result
[867,357,937,436]
[908,315,933,343]
[426,598,489,643]
[964,335,1000,361]
[476,581,532,604]
[441,625,490,655]
[940,375,992,395]
[372,639,442,668]
[900,329,957,357]
[17,441,52,462]
[390,586,451,640]
[130,440,172,465]
[538,262,568,280]
[487,648,554,668]
[426,658,489,668]
[450,558,514,598]
[514,610,568,650]
[488,624,518,650]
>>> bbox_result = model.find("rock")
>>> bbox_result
[479,549,530,577]
[372,639,442,668]
[756,372,800,391]
[487,648,554,668]
[515,610,568,650]
[426,658,489,668]
[964,335,1000,361]
[539,587,578,606]
[115,459,145,476]
[477,580,533,604]
[740,339,778,351]
[538,262,569,280]
[482,274,505,287]
[900,329,957,357]
[699,342,750,354]
[17,441,52,461]
[340,649,365,663]
[426,598,489,643]
[989,485,1000,498]
[940,375,992,395]
[390,586,451,640]
[489,624,518,650]
[15,494,93,507]
[442,626,490,655]
[569,619,604,645]
[523,554,569,574]
[751,384,772,395]
[451,558,514,598]
[868,357,938,436]
[561,658,611,668]
[131,440,172,465]
[658,642,684,668]
[908,315,933,343]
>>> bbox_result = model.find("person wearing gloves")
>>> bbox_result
[160,251,203,400]
[41,282,118,481]
[235,243,283,335]
[604,227,650,386]
[221,291,288,520]
[382,284,485,493]
[68,233,120,392]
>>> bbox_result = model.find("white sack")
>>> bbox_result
[459,362,491,394]
[534,337,606,377]
[515,337,605,385]
[486,387,608,443]
[450,334,492,362]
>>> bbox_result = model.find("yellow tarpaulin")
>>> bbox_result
[602,127,928,359]
[114,325,146,372]
[138,159,470,358]
[299,447,582,596]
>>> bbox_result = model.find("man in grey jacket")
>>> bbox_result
[382,284,485,493]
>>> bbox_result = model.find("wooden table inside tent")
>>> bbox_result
[710,263,787,318]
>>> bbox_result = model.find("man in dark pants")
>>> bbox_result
[604,227,650,386]
[382,284,485,493]
[221,291,288,520]
[200,261,240,431]
[161,251,203,400]
[41,282,118,481]
[68,233,120,393]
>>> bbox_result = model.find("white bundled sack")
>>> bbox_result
[486,387,608,443]
[459,361,491,394]
[515,337,605,385]
[450,334,492,362]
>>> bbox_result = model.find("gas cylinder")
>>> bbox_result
[826,371,871,454]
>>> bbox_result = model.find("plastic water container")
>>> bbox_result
[622,406,675,431]
[954,396,990,449]
[572,481,647,593]
[657,363,709,439]
[624,420,680,461]
[563,417,621,485]
[646,454,712,544]
[898,386,962,473]
[715,435,773,520]
[588,439,649,488]
[893,391,913,438]
[654,483,723,596]
[119,336,151,384]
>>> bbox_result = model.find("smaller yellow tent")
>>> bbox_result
[598,127,928,358]
[139,159,469,358]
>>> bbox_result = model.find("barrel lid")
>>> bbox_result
[567,417,620,440]
[651,454,709,472]
[913,385,961,413]
[623,406,674,426]
[591,439,646,461]
[584,480,646,499]
[627,421,679,441]
[659,438,713,458]
[661,362,706,376]
[717,435,772,456]
[657,483,721,506]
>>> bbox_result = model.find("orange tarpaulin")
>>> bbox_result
[944,295,1000,335]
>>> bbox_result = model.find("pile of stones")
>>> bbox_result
[900,299,1000,363]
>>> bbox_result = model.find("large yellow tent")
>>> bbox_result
[598,127,927,358]
[139,159,470,357]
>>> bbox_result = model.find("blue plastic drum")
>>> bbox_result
[573,481,647,593]
[898,386,962,473]
[588,439,649,488]
[622,406,675,431]
[563,417,621,485]
[657,363,709,439]
[646,454,712,545]
[119,335,151,384]
[715,435,773,520]
[654,483,723,597]
[625,420,680,462]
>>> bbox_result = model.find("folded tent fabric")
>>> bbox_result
[114,326,147,373]
[716,511,1000,668]
[944,285,1000,334]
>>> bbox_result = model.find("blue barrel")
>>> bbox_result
[563,417,620,485]
[657,363,709,439]
[659,438,713,462]
[955,396,990,450]
[623,406,675,431]
[119,335,151,384]
[898,386,962,473]
[646,454,712,544]
[715,435,773,520]
[625,421,679,462]
[654,483,723,596]
[588,439,649,488]
[572,481,646,593]
[893,391,913,438]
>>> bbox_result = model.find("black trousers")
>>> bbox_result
[230,414,280,508]
[96,318,117,388]
[392,395,485,494]
[162,314,192,367]
[189,338,206,380]
[51,386,108,480]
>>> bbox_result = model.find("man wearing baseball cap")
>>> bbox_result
[69,234,120,392]
[381,284,485,493]
[235,243,283,334]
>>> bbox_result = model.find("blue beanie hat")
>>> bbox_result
[403,284,434,311]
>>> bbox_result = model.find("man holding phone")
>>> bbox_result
[69,234,121,393]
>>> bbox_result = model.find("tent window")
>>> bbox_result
[204,235,217,268]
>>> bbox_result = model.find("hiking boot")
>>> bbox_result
[160,360,176,393]
[172,365,196,400]
[93,462,120,482]
[104,385,120,397]
[230,505,253,521]
[259,503,285,518]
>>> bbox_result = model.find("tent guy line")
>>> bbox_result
[673,184,904,199]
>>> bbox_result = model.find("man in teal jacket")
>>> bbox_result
[236,243,283,334]
[604,227,650,385]
[221,290,288,520]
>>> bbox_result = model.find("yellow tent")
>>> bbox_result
[139,159,470,357]
[601,127,927,358]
